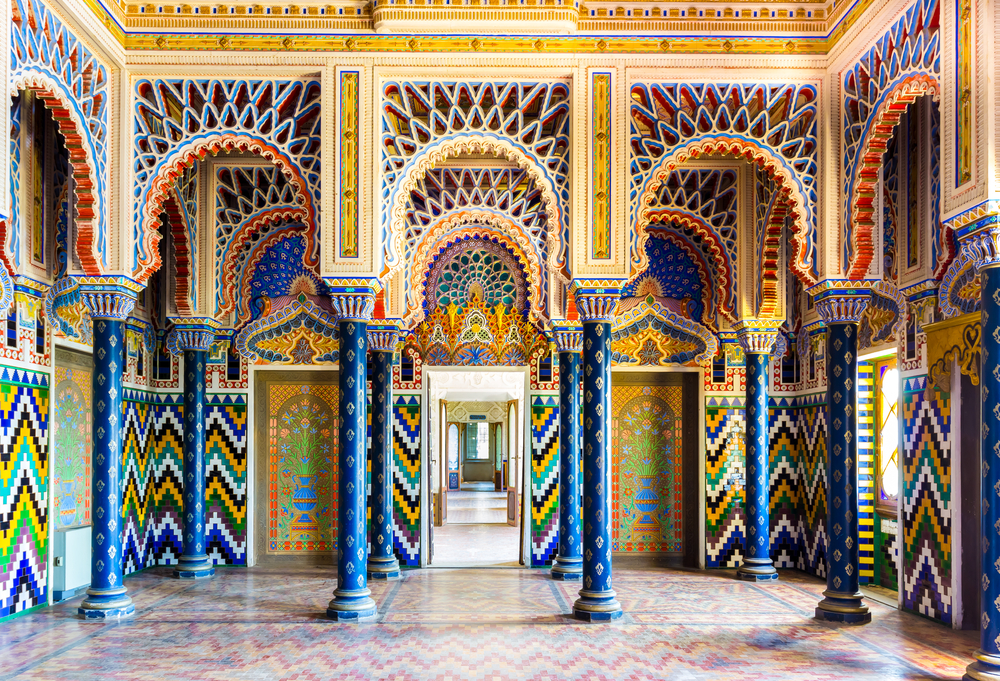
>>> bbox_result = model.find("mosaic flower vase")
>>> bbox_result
[59,481,77,528]
[633,475,661,534]
[291,475,318,535]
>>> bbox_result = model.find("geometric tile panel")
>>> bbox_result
[857,362,875,585]
[392,396,420,567]
[768,407,800,569]
[796,402,828,578]
[530,395,558,567]
[706,406,745,568]
[205,403,247,566]
[901,377,951,624]
[0,375,49,620]
[149,402,184,565]
[122,398,156,575]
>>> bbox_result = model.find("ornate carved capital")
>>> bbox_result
[326,278,380,323]
[808,281,871,325]
[551,320,583,353]
[733,320,782,355]
[167,317,221,355]
[75,277,142,321]
[570,279,623,323]
[960,225,1000,272]
[368,321,401,353]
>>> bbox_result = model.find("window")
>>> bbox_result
[875,357,900,515]
[35,311,45,355]
[6,304,16,349]
[711,348,726,383]
[447,424,459,472]
[464,422,490,461]
[226,343,241,382]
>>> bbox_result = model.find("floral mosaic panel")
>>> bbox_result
[53,351,92,530]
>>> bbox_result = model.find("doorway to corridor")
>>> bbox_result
[425,370,526,568]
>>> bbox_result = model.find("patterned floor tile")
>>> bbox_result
[0,566,976,681]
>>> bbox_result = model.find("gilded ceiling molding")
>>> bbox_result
[386,135,562,281]
[137,134,314,285]
[634,137,814,287]
[10,72,104,276]
[844,75,940,279]
[406,213,544,327]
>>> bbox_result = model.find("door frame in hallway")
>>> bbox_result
[422,367,530,568]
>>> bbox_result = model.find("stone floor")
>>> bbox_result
[433,523,520,567]
[0,566,977,680]
[447,491,508,524]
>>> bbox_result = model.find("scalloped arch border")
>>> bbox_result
[407,209,545,325]
[11,71,103,276]
[845,74,940,279]
[635,137,815,290]
[643,211,736,324]
[386,134,564,283]
[136,133,315,286]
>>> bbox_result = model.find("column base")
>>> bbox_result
[736,557,778,582]
[78,586,135,620]
[965,651,1000,680]
[173,554,216,579]
[367,556,402,581]
[815,589,871,624]
[327,587,378,621]
[551,555,583,581]
[573,588,623,622]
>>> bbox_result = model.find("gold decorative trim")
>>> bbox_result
[339,70,359,259]
[591,71,611,260]
[924,311,981,393]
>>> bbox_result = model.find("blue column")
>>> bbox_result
[327,286,377,621]
[572,283,623,622]
[965,231,1000,680]
[551,322,582,581]
[367,323,401,581]
[734,323,779,582]
[813,288,871,624]
[77,283,137,620]
[168,320,218,579]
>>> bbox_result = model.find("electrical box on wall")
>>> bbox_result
[53,526,91,602]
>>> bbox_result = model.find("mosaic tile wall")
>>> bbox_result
[121,393,158,575]
[877,515,900,590]
[392,396,420,566]
[611,384,685,554]
[706,403,746,568]
[0,369,49,620]
[530,396,559,567]
[52,356,92,530]
[901,376,952,624]
[148,399,184,565]
[797,401,828,578]
[857,362,875,585]
[205,398,247,565]
[768,404,800,569]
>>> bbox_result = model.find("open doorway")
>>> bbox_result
[425,370,527,568]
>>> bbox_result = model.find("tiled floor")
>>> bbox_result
[0,566,976,680]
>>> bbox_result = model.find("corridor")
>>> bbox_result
[0,567,974,680]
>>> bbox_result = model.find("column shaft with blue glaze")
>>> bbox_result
[964,229,1000,681]
[327,284,378,621]
[77,282,138,620]
[734,322,780,582]
[812,287,871,624]
[367,323,401,581]
[168,319,219,579]
[551,322,583,581]
[572,282,623,621]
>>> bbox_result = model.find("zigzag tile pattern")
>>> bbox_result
[0,377,49,619]
[149,402,184,565]
[797,404,828,577]
[857,363,875,584]
[392,396,420,566]
[121,398,156,575]
[706,406,745,568]
[902,377,951,624]
[530,396,559,567]
[768,407,800,568]
[205,404,247,565]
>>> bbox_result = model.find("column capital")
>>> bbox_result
[570,279,624,322]
[732,320,782,355]
[327,278,380,322]
[807,280,871,324]
[551,320,583,353]
[368,320,401,353]
[958,224,1000,272]
[73,276,142,321]
[166,317,221,355]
